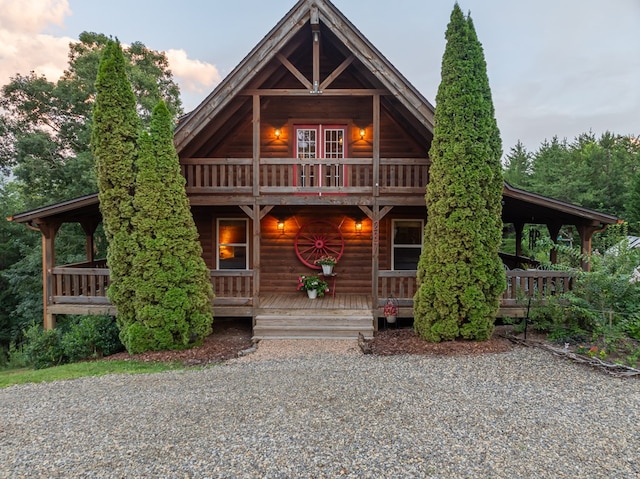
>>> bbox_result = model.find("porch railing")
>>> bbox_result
[377,269,576,316]
[50,266,575,315]
[182,157,429,195]
[50,266,255,307]
[210,270,253,306]
[51,266,111,304]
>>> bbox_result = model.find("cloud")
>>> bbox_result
[0,0,70,33]
[0,0,72,85]
[166,49,221,94]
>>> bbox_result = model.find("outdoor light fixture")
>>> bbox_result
[359,128,366,140]
[355,219,363,234]
[275,128,281,140]
[277,219,285,233]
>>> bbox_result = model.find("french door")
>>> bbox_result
[294,124,346,188]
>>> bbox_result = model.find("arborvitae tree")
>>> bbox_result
[91,40,140,347]
[127,101,213,352]
[414,4,505,341]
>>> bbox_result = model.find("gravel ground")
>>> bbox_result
[1,346,639,479]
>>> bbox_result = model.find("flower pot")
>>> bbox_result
[307,289,318,299]
[386,315,396,324]
[321,264,334,275]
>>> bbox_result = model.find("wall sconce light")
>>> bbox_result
[275,128,281,140]
[355,219,363,234]
[277,219,285,233]
[359,128,365,140]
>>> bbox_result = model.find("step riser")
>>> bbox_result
[253,331,373,340]
[253,310,374,340]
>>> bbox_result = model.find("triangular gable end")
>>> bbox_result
[174,0,434,155]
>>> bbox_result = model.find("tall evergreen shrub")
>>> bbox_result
[91,40,140,344]
[414,4,505,341]
[127,101,213,352]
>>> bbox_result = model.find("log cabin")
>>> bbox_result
[7,0,618,339]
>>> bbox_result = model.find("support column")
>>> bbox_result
[577,224,601,272]
[546,223,562,265]
[40,222,60,330]
[372,94,380,198]
[362,205,392,332]
[514,222,524,259]
[80,219,99,264]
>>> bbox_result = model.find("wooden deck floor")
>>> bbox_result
[259,293,372,310]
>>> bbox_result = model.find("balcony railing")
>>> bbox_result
[181,157,429,195]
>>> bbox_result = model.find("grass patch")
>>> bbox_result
[0,360,185,388]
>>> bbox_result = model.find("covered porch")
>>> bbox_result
[7,184,619,332]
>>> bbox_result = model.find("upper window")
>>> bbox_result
[295,124,346,188]
[217,219,248,270]
[392,219,423,270]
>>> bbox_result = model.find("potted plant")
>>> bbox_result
[297,274,330,299]
[314,255,338,275]
[383,298,399,323]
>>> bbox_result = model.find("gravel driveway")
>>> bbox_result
[1,347,639,478]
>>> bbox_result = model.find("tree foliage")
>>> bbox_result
[503,132,640,222]
[91,40,141,350]
[0,33,182,357]
[503,140,532,188]
[126,101,213,353]
[414,4,505,342]
[93,43,212,354]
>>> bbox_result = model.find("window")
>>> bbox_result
[295,124,346,188]
[392,219,423,270]
[217,219,248,269]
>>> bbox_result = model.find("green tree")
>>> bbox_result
[503,140,532,188]
[91,40,140,349]
[627,169,640,234]
[522,132,639,218]
[414,4,505,342]
[126,101,213,353]
[0,32,182,191]
[1,33,183,357]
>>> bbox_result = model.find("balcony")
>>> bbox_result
[181,157,429,203]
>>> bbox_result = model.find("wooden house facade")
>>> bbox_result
[8,0,619,339]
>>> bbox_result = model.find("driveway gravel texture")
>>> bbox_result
[1,346,639,478]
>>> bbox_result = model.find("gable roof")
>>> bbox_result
[174,0,435,153]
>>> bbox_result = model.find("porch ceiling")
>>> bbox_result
[502,183,619,227]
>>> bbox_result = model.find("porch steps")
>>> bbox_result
[253,311,374,340]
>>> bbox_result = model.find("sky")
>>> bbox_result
[1,0,639,155]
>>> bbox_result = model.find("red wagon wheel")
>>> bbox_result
[294,220,345,269]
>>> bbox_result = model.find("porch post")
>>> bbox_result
[80,219,99,264]
[372,94,380,198]
[576,224,601,272]
[372,207,380,331]
[40,221,60,330]
[251,94,261,316]
[514,222,524,258]
[546,223,562,265]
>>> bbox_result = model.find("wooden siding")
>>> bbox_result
[189,97,428,159]
[260,211,372,295]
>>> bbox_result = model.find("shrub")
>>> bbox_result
[529,227,640,351]
[61,315,124,362]
[23,324,65,369]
